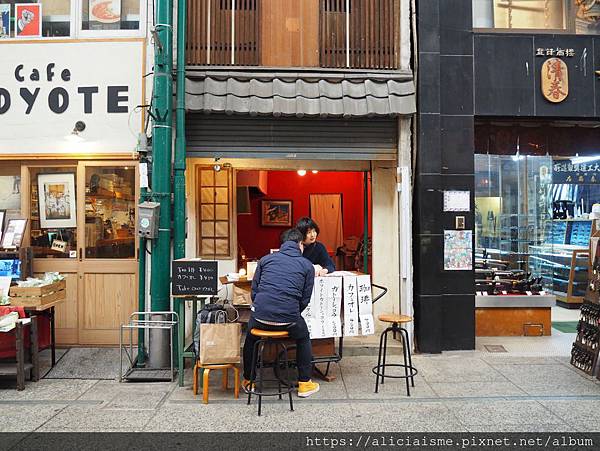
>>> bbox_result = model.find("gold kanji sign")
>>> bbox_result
[541,58,569,103]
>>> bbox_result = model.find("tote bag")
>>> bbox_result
[199,322,241,365]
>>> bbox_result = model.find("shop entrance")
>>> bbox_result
[23,161,138,345]
[233,169,372,274]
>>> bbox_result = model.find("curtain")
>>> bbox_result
[309,193,343,253]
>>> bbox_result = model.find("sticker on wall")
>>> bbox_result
[15,3,41,38]
[444,230,473,271]
[89,0,121,24]
[0,4,10,39]
[443,190,470,212]
[541,57,569,103]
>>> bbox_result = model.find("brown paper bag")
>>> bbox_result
[233,285,252,305]
[199,322,241,365]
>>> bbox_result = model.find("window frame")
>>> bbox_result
[77,0,147,39]
[472,0,595,35]
[0,0,146,41]
[196,164,234,260]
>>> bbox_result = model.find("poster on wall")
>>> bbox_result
[444,230,473,271]
[2,218,27,249]
[0,177,21,211]
[37,173,77,229]
[15,3,42,38]
[89,0,121,24]
[0,4,10,39]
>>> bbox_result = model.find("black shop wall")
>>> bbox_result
[474,33,600,117]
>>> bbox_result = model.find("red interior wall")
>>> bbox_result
[237,171,372,261]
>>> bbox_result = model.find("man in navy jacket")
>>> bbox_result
[242,228,320,398]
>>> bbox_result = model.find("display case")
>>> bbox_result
[530,242,590,309]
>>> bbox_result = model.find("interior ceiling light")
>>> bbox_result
[297,169,307,176]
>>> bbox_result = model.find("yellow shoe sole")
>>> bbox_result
[298,385,320,398]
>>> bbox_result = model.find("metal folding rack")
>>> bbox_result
[119,311,178,382]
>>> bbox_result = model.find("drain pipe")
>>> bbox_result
[174,0,187,262]
[173,0,188,356]
[148,0,174,369]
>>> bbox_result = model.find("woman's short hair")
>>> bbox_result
[296,217,320,238]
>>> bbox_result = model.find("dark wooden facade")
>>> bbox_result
[185,0,401,68]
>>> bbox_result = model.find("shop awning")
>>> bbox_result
[185,69,416,118]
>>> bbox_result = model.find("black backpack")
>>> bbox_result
[193,304,227,357]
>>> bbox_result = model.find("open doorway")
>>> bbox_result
[235,169,372,274]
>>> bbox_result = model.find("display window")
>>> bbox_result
[29,166,78,258]
[0,0,145,40]
[475,154,596,307]
[473,0,600,35]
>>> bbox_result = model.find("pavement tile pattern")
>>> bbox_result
[1,340,600,433]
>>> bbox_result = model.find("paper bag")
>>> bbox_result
[233,285,252,305]
[199,322,241,365]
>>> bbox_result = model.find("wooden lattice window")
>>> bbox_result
[320,0,400,69]
[197,166,233,258]
[186,0,260,66]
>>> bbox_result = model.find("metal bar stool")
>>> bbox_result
[247,328,294,416]
[372,314,417,396]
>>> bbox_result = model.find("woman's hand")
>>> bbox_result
[317,268,329,277]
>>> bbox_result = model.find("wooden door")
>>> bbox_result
[76,161,138,345]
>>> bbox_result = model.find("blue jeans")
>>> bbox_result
[243,316,313,382]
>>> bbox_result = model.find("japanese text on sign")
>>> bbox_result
[536,47,575,57]
[553,161,600,184]
[171,260,218,296]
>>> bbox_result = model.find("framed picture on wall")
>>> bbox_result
[15,3,42,38]
[38,173,77,228]
[261,200,292,227]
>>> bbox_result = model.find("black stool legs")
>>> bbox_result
[247,337,294,416]
[372,322,418,396]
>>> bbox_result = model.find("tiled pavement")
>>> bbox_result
[1,338,600,433]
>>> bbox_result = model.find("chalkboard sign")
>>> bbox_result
[171,259,218,296]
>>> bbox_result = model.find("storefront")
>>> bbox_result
[183,70,416,330]
[0,32,148,345]
[475,123,600,313]
[416,0,600,351]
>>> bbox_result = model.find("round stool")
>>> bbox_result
[372,314,418,396]
[247,328,294,416]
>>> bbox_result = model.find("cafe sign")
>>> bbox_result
[0,40,144,155]
[541,58,568,103]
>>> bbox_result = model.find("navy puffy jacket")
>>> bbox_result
[251,241,315,323]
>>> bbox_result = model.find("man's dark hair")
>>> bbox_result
[280,228,304,244]
[296,217,320,239]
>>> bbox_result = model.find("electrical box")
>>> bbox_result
[138,202,160,239]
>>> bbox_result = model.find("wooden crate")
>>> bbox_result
[9,280,66,307]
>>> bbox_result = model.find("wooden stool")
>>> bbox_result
[192,362,239,404]
[247,328,294,416]
[372,313,417,396]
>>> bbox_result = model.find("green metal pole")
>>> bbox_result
[150,0,173,315]
[173,0,188,359]
[137,234,146,365]
[174,0,187,261]
[363,171,369,273]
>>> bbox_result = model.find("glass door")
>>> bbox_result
[77,161,138,345]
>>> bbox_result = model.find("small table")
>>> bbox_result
[21,299,64,368]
